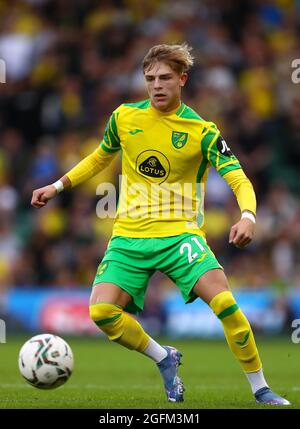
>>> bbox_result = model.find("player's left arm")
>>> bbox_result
[223,169,256,248]
[201,124,256,248]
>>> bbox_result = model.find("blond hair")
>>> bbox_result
[142,43,194,74]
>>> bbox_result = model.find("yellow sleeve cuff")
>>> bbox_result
[223,169,256,215]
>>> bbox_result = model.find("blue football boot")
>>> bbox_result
[157,346,185,402]
[255,387,291,405]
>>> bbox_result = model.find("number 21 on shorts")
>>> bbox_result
[180,236,207,264]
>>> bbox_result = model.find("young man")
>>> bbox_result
[31,43,290,405]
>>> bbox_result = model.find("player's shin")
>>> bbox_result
[89,303,150,352]
[209,291,262,373]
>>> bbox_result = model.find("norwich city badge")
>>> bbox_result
[172,131,188,149]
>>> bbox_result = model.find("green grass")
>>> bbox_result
[0,336,299,408]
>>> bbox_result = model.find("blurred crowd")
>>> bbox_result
[1,0,300,299]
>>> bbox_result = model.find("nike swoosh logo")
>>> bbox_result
[129,129,143,135]
[235,330,250,347]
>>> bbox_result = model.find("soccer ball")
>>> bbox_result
[18,333,74,389]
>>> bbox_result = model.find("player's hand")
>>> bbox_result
[31,185,57,208]
[229,218,255,248]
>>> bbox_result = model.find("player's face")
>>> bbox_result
[144,62,187,112]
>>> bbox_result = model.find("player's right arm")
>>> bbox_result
[31,111,121,209]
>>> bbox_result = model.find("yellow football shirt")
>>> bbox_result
[99,99,242,238]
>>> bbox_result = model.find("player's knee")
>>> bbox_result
[209,290,238,319]
[209,291,251,327]
[89,302,124,341]
[89,302,117,321]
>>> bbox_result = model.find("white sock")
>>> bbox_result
[142,338,168,363]
[245,368,269,394]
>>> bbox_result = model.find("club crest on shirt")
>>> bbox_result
[172,131,188,149]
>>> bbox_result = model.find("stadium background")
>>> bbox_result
[1,0,300,341]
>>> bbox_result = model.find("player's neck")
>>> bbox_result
[150,100,182,116]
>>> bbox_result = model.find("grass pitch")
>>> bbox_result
[0,336,299,409]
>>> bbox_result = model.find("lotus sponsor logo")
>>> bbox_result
[139,156,166,177]
[136,150,170,184]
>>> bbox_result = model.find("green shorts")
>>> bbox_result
[93,233,223,314]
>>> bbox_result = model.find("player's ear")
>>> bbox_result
[179,73,188,87]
